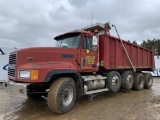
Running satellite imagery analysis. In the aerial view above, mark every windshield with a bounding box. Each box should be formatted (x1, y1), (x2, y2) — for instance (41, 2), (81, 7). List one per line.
(55, 33), (81, 48)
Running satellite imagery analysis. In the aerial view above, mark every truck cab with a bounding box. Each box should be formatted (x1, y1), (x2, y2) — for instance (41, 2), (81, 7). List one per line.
(54, 31), (99, 72)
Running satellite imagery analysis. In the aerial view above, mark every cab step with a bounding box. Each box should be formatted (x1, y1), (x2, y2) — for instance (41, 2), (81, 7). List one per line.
(84, 88), (109, 95)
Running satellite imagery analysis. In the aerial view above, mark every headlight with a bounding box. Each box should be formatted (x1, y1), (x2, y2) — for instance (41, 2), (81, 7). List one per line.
(19, 70), (30, 78)
(19, 70), (38, 80)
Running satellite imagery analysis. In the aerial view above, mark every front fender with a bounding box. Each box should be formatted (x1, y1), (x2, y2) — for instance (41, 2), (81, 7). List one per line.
(44, 69), (78, 82)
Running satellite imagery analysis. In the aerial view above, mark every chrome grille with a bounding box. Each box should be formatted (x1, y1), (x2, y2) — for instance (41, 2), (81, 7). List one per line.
(9, 53), (16, 64)
(8, 53), (17, 77)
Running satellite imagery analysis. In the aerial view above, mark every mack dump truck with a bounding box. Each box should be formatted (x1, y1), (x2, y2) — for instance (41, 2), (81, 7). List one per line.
(3, 23), (155, 114)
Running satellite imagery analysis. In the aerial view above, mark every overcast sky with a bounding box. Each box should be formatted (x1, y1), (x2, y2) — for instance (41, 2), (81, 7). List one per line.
(0, 0), (160, 48)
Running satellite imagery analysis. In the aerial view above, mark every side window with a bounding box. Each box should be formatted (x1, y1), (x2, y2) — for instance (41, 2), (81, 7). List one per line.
(88, 37), (93, 49)
(83, 37), (87, 49)
(83, 37), (93, 49)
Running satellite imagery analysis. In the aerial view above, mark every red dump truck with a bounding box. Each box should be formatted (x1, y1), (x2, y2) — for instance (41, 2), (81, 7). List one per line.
(3, 23), (155, 114)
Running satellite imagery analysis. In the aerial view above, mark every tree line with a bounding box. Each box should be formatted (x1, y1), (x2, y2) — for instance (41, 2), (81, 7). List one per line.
(128, 39), (160, 56)
(141, 39), (160, 56)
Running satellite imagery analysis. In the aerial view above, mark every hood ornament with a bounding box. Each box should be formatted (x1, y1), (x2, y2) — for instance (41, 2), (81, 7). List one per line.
(27, 57), (33, 61)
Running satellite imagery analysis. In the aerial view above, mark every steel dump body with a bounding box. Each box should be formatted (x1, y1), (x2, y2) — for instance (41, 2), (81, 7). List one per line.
(99, 35), (155, 71)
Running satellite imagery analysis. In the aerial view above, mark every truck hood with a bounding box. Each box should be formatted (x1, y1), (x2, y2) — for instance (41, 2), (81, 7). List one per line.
(15, 47), (78, 65)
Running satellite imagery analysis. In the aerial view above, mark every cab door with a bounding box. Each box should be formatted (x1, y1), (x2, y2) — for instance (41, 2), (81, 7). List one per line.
(80, 35), (99, 72)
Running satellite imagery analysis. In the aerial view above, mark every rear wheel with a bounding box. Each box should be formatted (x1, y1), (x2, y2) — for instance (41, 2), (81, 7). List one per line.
(107, 71), (121, 92)
(121, 71), (134, 90)
(48, 77), (76, 114)
(144, 73), (153, 89)
(134, 73), (144, 91)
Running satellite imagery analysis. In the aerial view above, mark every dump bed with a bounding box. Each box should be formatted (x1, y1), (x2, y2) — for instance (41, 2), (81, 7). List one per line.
(99, 35), (155, 71)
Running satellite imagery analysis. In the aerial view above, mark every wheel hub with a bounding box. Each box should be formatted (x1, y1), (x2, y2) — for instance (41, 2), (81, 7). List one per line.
(63, 91), (69, 100)
(112, 76), (119, 88)
(138, 77), (144, 88)
(148, 77), (152, 85)
(62, 86), (73, 106)
(127, 74), (133, 87)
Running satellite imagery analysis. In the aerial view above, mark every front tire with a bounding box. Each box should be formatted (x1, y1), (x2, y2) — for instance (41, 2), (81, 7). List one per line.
(48, 77), (76, 114)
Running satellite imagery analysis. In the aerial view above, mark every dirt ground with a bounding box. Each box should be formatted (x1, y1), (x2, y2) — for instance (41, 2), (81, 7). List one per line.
(0, 77), (160, 120)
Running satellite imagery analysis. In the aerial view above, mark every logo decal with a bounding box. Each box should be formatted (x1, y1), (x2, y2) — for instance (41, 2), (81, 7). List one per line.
(8, 64), (16, 69)
(3, 64), (8, 70)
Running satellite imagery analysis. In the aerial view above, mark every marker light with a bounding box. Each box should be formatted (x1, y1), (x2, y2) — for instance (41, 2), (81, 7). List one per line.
(30, 70), (38, 80)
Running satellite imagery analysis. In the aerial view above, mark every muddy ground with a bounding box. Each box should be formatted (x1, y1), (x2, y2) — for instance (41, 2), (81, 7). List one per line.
(0, 77), (160, 120)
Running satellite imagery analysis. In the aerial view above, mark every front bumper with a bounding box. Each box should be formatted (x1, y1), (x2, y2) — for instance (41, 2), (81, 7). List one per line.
(3, 79), (30, 98)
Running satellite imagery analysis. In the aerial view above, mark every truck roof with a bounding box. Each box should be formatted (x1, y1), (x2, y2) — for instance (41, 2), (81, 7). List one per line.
(54, 30), (92, 40)
(82, 22), (106, 32)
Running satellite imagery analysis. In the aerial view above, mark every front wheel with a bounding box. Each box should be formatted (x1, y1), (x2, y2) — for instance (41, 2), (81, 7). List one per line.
(48, 77), (76, 114)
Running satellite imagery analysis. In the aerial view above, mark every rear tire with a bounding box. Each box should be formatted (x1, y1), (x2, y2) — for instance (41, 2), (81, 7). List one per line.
(48, 77), (76, 114)
(144, 73), (153, 89)
(107, 71), (121, 92)
(121, 71), (134, 90)
(134, 73), (144, 91)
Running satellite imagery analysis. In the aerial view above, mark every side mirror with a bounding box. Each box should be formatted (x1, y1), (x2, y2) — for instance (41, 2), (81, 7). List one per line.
(92, 36), (98, 46)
